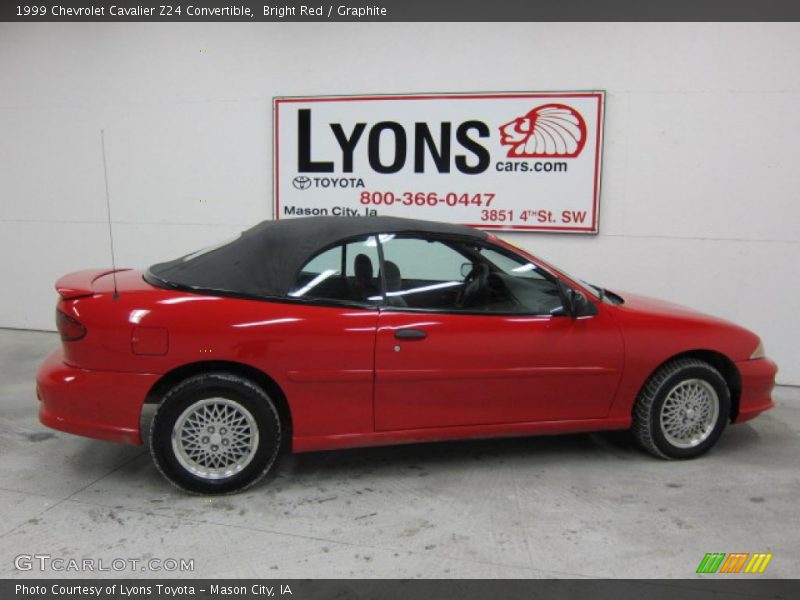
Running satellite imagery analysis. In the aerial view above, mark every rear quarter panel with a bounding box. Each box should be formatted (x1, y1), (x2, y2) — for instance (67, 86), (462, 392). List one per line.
(60, 270), (379, 439)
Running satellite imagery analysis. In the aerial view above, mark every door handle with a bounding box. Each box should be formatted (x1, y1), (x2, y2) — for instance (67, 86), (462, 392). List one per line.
(394, 329), (427, 340)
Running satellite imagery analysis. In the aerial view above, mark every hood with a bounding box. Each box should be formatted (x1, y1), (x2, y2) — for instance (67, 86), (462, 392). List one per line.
(607, 290), (760, 362)
(611, 291), (733, 325)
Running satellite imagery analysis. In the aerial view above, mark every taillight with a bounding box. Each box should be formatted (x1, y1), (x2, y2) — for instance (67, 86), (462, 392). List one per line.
(56, 309), (87, 342)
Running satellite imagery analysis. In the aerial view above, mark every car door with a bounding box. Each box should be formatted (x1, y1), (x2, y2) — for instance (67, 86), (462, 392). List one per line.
(373, 235), (625, 431)
(284, 235), (382, 439)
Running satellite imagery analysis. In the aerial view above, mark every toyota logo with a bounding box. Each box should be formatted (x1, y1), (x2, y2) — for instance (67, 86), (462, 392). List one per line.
(292, 176), (312, 190)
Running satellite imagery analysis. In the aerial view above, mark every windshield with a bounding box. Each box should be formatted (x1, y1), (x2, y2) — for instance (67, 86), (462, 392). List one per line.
(577, 279), (603, 298)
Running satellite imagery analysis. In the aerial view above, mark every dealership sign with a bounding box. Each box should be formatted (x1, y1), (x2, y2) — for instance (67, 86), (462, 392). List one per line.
(274, 92), (604, 232)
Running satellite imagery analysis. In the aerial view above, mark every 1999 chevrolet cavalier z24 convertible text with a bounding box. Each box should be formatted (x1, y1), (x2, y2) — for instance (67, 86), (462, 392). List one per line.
(36, 217), (777, 493)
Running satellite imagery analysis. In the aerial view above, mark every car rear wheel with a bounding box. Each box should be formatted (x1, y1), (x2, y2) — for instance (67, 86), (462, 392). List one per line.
(150, 373), (281, 494)
(632, 358), (730, 459)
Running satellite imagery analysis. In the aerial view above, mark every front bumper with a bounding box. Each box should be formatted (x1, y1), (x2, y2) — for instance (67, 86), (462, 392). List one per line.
(36, 349), (159, 445)
(733, 357), (778, 424)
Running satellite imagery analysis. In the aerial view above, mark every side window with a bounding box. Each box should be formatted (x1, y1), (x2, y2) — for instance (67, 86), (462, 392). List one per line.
(379, 236), (470, 310)
(379, 236), (564, 315)
(289, 236), (381, 305)
(477, 246), (564, 315)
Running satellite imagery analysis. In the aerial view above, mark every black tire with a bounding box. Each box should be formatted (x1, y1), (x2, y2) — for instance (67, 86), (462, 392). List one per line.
(632, 358), (730, 459)
(149, 372), (281, 494)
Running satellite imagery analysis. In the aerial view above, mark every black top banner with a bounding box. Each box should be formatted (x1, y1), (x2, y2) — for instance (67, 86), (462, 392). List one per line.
(2, 0), (800, 22)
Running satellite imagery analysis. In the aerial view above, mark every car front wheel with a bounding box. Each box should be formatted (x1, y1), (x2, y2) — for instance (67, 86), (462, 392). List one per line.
(632, 358), (731, 459)
(150, 373), (281, 494)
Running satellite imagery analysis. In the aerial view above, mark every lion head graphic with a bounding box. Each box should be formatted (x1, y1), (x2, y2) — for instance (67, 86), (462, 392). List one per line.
(499, 103), (587, 158)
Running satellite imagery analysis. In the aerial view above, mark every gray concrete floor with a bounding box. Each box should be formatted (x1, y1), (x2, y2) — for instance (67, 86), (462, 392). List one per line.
(0, 328), (797, 579)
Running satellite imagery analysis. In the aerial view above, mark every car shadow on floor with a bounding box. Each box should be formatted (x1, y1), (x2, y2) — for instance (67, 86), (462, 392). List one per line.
(63, 409), (768, 495)
(274, 430), (654, 482)
(270, 421), (770, 487)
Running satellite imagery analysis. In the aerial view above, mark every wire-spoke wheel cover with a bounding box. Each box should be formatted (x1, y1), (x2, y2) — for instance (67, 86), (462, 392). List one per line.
(659, 378), (719, 449)
(171, 398), (259, 480)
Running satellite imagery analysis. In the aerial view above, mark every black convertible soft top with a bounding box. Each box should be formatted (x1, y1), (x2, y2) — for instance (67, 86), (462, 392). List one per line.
(146, 216), (488, 298)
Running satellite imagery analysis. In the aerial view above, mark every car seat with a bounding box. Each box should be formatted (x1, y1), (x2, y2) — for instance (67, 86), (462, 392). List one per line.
(351, 253), (378, 301)
(382, 260), (407, 307)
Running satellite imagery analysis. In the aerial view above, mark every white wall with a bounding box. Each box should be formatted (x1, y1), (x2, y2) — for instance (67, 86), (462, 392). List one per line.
(1, 23), (798, 383)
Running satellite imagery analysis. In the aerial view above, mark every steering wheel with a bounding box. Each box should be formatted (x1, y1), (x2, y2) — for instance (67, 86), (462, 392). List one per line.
(456, 263), (490, 308)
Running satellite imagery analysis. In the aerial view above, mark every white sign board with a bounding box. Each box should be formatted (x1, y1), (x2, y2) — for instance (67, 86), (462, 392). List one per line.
(274, 92), (604, 232)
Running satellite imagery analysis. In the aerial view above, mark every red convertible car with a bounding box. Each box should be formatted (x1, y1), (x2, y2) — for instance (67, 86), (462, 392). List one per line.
(36, 217), (777, 493)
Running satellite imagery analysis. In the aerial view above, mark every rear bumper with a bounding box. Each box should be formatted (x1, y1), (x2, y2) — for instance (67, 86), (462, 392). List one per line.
(733, 357), (778, 424)
(36, 349), (159, 445)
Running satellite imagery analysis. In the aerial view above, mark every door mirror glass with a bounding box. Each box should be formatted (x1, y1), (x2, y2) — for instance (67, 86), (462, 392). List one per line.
(572, 290), (597, 316)
(460, 262), (473, 278)
(555, 280), (597, 317)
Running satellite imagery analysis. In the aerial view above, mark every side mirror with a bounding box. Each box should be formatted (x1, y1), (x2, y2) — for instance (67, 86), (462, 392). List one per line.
(460, 262), (473, 278)
(554, 280), (597, 318)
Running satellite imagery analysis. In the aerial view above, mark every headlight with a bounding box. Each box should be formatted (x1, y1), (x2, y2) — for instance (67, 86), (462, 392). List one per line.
(750, 340), (765, 359)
